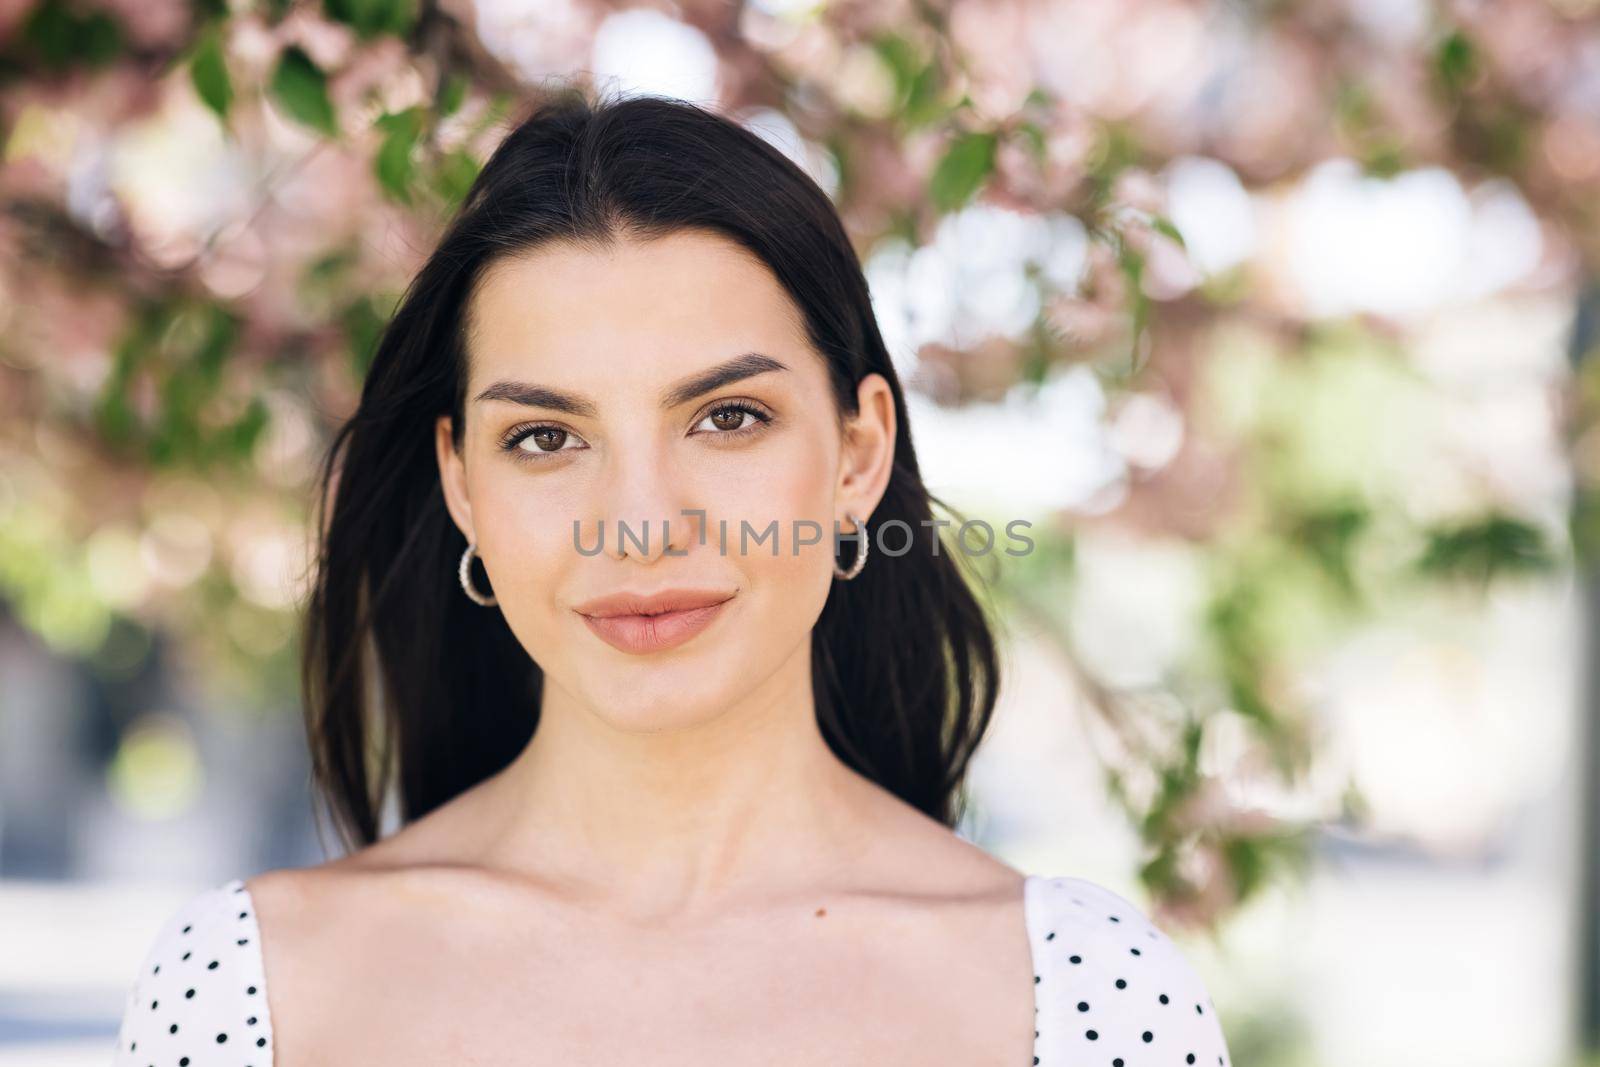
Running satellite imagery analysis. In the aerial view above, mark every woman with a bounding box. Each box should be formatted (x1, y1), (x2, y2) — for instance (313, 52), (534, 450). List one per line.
(112, 89), (1232, 1066)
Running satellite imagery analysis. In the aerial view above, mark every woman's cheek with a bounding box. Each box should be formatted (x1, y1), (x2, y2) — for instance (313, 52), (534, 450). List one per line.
(702, 457), (833, 572)
(472, 468), (583, 602)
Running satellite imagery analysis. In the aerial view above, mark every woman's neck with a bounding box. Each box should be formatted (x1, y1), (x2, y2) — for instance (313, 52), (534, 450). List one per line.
(453, 648), (887, 920)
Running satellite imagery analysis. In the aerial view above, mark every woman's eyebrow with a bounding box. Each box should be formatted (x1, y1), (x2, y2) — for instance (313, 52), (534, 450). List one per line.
(660, 351), (789, 408)
(473, 352), (790, 415)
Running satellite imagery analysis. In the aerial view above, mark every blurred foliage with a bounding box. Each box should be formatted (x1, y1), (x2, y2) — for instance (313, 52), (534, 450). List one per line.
(0, 0), (1596, 950)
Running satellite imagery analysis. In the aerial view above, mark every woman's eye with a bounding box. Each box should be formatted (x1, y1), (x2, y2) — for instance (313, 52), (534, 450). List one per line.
(693, 402), (772, 437)
(527, 428), (567, 452)
(500, 424), (586, 461)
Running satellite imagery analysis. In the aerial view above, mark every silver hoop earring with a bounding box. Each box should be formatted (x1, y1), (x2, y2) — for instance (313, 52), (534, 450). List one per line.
(833, 511), (869, 580)
(459, 541), (497, 606)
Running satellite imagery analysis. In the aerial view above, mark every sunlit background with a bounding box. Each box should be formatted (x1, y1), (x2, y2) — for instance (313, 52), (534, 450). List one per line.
(4, 0), (1600, 1064)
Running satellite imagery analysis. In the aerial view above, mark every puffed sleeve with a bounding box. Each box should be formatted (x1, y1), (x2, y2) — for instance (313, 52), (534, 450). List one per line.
(111, 878), (274, 1066)
(1029, 874), (1231, 1067)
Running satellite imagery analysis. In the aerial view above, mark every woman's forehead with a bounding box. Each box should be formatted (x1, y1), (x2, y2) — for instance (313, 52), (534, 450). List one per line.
(465, 231), (812, 384)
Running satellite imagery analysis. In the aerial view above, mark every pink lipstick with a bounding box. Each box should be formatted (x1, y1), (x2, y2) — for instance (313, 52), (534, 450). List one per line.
(574, 587), (735, 655)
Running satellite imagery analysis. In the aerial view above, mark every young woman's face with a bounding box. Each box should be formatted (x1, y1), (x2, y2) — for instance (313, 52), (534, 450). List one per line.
(436, 228), (894, 730)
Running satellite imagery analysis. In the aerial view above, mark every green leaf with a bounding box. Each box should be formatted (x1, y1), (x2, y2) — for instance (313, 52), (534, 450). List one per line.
(190, 26), (233, 122)
(96, 302), (167, 446)
(871, 34), (920, 94)
(871, 33), (949, 129)
(929, 131), (996, 213)
(1150, 214), (1186, 251)
(323, 0), (416, 38)
(431, 148), (480, 209)
(1360, 140), (1405, 178)
(229, 396), (271, 459)
(79, 10), (122, 65)
(23, 1), (76, 68)
(374, 107), (424, 202)
(1434, 29), (1477, 96)
(900, 60), (947, 128)
(23, 0), (123, 69)
(342, 295), (388, 379)
(437, 72), (467, 118)
(270, 46), (337, 136)
(1286, 502), (1370, 600)
(1413, 513), (1559, 587)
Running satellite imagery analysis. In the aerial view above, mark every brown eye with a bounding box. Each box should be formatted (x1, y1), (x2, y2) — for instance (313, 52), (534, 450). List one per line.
(708, 408), (746, 431)
(499, 423), (586, 462)
(528, 427), (568, 452)
(692, 401), (772, 438)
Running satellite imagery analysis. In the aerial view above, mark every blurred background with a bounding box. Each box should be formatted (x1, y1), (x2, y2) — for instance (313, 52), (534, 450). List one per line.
(2, 0), (1599, 1063)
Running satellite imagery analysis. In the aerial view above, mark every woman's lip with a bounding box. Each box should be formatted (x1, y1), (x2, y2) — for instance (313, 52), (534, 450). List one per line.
(578, 598), (731, 654)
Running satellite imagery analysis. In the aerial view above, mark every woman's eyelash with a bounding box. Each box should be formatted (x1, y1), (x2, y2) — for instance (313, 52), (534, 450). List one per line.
(497, 400), (774, 462)
(498, 423), (582, 458)
(692, 399), (773, 439)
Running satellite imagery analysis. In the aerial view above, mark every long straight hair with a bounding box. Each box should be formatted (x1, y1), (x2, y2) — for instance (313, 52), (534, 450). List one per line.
(301, 87), (1004, 853)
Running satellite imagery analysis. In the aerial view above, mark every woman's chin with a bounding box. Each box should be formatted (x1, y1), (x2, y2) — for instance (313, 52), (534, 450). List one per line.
(585, 684), (735, 733)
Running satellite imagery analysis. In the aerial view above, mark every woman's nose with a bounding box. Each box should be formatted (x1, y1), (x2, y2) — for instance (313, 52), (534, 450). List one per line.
(595, 448), (700, 563)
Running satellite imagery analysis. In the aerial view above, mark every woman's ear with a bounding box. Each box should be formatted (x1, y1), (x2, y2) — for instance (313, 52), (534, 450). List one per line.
(836, 372), (895, 520)
(435, 414), (476, 544)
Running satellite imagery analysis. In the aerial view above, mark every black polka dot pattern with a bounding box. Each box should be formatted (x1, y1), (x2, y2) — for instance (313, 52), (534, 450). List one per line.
(1026, 874), (1230, 1066)
(111, 879), (272, 1067)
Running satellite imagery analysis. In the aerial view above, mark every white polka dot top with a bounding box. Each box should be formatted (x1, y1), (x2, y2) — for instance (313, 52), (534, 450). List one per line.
(112, 879), (271, 1067)
(111, 873), (1230, 1066)
(1024, 873), (1231, 1067)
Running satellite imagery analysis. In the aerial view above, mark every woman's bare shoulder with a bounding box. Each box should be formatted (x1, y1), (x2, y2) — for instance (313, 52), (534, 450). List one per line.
(855, 783), (1029, 903)
(238, 847), (486, 1059)
(242, 843), (465, 935)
